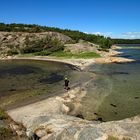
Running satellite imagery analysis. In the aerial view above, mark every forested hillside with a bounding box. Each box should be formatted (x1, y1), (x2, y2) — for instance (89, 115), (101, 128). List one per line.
(112, 38), (140, 44)
(0, 23), (112, 49)
(1, 23), (140, 57)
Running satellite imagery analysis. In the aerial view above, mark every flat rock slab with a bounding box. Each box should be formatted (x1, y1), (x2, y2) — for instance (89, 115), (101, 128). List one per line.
(7, 87), (140, 140)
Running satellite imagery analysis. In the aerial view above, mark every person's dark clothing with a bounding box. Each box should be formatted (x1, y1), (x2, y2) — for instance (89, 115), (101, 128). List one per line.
(65, 80), (69, 87)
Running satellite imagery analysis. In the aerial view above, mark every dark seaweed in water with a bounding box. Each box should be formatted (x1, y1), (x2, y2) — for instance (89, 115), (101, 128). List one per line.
(90, 70), (129, 75)
(0, 65), (42, 77)
(110, 104), (117, 107)
(108, 72), (129, 75)
(94, 113), (99, 116)
(39, 73), (64, 84)
(8, 89), (17, 92)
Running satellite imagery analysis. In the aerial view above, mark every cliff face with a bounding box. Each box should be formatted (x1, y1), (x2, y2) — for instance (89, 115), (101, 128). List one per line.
(0, 31), (73, 56)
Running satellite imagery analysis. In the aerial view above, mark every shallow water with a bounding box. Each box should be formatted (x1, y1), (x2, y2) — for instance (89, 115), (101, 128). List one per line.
(81, 45), (140, 121)
(0, 59), (91, 109)
(1, 46), (140, 121)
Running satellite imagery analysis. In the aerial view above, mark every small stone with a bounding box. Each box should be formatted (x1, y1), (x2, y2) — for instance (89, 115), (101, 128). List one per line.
(110, 104), (117, 107)
(62, 104), (70, 114)
(69, 94), (75, 99)
(10, 124), (19, 131)
(16, 130), (25, 136)
(35, 128), (47, 138)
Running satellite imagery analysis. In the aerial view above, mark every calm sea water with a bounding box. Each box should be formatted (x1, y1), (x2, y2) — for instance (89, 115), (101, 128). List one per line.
(81, 45), (140, 121)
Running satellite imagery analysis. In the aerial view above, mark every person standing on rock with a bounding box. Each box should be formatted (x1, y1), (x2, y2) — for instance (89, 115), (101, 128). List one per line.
(64, 77), (70, 90)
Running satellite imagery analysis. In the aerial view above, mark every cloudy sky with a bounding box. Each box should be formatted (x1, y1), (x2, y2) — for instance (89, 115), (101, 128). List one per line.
(0, 0), (140, 39)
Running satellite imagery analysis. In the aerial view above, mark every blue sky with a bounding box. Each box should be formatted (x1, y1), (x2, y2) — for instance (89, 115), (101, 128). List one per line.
(0, 0), (140, 39)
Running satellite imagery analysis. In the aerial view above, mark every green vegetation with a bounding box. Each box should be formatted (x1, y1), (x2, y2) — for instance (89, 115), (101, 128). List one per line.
(18, 51), (100, 58)
(49, 51), (101, 58)
(0, 108), (7, 120)
(1, 23), (140, 50)
(107, 136), (119, 140)
(0, 23), (113, 49)
(112, 38), (140, 44)
(4, 36), (65, 56)
(107, 136), (132, 140)
(20, 36), (64, 54)
(2, 23), (139, 57)
(0, 108), (14, 139)
(0, 127), (13, 139)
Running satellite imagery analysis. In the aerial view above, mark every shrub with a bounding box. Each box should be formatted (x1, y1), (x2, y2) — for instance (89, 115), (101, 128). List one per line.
(0, 127), (13, 138)
(50, 51), (100, 58)
(6, 48), (18, 56)
(35, 50), (52, 56)
(20, 37), (46, 53)
(0, 108), (7, 120)
(20, 36), (64, 55)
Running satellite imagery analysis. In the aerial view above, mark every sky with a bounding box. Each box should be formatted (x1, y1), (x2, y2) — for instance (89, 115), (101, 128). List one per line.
(0, 0), (140, 39)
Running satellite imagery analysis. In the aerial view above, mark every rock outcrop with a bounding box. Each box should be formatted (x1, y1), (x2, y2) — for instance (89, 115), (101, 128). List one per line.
(64, 40), (99, 54)
(96, 49), (135, 64)
(0, 31), (72, 45)
(0, 31), (73, 56)
(7, 84), (140, 140)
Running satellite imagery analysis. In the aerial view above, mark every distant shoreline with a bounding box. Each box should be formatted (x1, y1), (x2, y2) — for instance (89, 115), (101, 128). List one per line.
(0, 46), (135, 70)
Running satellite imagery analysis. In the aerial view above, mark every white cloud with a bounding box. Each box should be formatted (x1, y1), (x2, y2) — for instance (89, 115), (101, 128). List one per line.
(122, 32), (140, 39)
(84, 32), (88, 34)
(93, 32), (112, 37)
(84, 31), (140, 39)
(94, 32), (103, 35)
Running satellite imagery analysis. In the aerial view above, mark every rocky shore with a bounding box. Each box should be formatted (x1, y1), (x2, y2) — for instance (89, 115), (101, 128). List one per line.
(2, 46), (139, 140)
(0, 46), (135, 71)
(7, 84), (140, 140)
(95, 47), (135, 64)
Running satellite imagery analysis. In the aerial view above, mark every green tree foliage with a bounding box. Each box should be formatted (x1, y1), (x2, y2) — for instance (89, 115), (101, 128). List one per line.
(112, 38), (140, 44)
(1, 23), (140, 47)
(20, 36), (64, 54)
(0, 23), (113, 49)
(0, 109), (6, 120)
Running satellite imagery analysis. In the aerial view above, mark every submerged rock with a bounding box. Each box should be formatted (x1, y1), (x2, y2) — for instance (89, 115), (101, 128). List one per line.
(39, 73), (63, 84)
(110, 104), (117, 108)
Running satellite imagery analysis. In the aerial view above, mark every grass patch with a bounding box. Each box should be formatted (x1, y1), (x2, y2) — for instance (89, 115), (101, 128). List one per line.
(0, 108), (7, 120)
(17, 51), (101, 59)
(0, 89), (42, 108)
(0, 127), (13, 138)
(50, 51), (101, 58)
(98, 48), (109, 52)
(34, 50), (51, 56)
(107, 136), (119, 140)
(107, 135), (131, 140)
(122, 138), (132, 140)
(17, 53), (36, 57)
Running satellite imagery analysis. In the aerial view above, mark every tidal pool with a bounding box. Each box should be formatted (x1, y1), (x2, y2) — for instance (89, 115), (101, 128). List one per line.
(0, 59), (91, 109)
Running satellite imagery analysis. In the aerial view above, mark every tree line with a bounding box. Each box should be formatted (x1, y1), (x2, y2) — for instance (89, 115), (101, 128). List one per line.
(1, 23), (140, 48)
(112, 38), (140, 44)
(0, 23), (112, 49)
